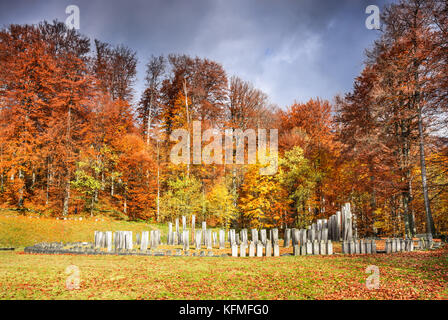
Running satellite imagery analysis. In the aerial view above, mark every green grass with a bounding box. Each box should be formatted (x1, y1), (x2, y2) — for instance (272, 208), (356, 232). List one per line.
(0, 249), (447, 300)
(0, 213), (222, 249)
(0, 214), (167, 249)
(0, 213), (447, 300)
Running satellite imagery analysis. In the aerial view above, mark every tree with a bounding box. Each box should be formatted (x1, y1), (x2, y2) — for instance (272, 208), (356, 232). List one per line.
(277, 146), (319, 227)
(160, 174), (203, 222)
(138, 55), (166, 145)
(207, 180), (238, 229)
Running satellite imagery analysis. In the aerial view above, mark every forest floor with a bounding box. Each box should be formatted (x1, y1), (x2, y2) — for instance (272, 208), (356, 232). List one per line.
(0, 212), (447, 300)
(0, 247), (447, 300)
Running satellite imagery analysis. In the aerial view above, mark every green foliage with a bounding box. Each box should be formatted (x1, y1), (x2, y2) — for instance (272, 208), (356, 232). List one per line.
(278, 146), (320, 225)
(160, 174), (203, 221)
(207, 181), (238, 228)
(71, 160), (104, 213)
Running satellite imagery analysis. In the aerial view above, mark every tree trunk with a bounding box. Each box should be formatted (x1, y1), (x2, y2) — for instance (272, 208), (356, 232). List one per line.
(63, 105), (72, 216)
(62, 180), (70, 216)
(18, 169), (24, 208)
(91, 194), (94, 217)
(111, 176), (114, 196)
(0, 143), (3, 192)
(156, 139), (160, 222)
(417, 107), (436, 236)
(183, 79), (190, 177)
(146, 91), (153, 146)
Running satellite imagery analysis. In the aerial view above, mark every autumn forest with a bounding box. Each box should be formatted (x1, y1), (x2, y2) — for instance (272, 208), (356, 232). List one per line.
(1, 0), (447, 239)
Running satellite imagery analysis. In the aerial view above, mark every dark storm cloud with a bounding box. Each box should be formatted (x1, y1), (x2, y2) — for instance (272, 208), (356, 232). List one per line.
(0, 0), (394, 107)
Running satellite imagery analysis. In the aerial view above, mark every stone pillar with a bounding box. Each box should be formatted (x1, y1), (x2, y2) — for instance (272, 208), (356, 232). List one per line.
(322, 228), (328, 242)
(202, 221), (207, 245)
(140, 231), (149, 251)
(336, 211), (341, 241)
(386, 239), (391, 253)
(260, 229), (267, 245)
(293, 245), (300, 256)
(284, 229), (291, 248)
(320, 240), (327, 255)
(316, 220), (322, 241)
(241, 229), (248, 245)
(183, 230), (189, 250)
(120, 231), (126, 250)
(112, 231), (117, 250)
(306, 241), (313, 255)
(240, 243), (247, 257)
(251, 229), (258, 245)
(168, 222), (173, 245)
(149, 230), (155, 249)
(195, 230), (202, 250)
(249, 242), (255, 257)
(291, 228), (297, 246)
(115, 231), (121, 250)
(392, 239), (397, 253)
(360, 239), (365, 254)
(175, 219), (180, 245)
(300, 243), (307, 255)
(219, 229), (225, 249)
(96, 231), (102, 248)
(300, 229), (307, 245)
(191, 215), (195, 244)
(182, 216), (186, 231)
(212, 232), (217, 248)
(229, 229), (236, 246)
(327, 240), (333, 255)
(94, 231), (99, 249)
(256, 242), (263, 257)
(231, 244), (238, 257)
(365, 240), (372, 254)
(265, 241), (272, 257)
(348, 240), (355, 254)
(273, 243), (280, 257)
(355, 240), (361, 254)
(345, 203), (353, 241)
(371, 239), (376, 254)
(96, 231), (101, 248)
(105, 231), (112, 252)
(341, 240), (347, 254)
(396, 239), (401, 252)
(103, 232), (108, 248)
(206, 230), (212, 250)
(125, 231), (133, 250)
(271, 228), (279, 246)
(310, 228), (316, 242)
(312, 240), (319, 255)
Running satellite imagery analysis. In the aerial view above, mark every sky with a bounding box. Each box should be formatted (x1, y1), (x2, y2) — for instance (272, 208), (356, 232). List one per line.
(0, 0), (395, 108)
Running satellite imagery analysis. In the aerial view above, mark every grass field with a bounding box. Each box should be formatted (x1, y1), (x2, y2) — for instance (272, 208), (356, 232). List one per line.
(0, 213), (447, 300)
(0, 213), (170, 249)
(0, 249), (447, 300)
